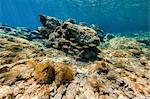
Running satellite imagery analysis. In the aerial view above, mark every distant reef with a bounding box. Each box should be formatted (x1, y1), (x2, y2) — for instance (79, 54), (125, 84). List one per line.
(0, 15), (150, 99)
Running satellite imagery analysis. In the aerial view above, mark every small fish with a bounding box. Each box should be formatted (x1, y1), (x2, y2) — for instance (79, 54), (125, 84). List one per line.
(76, 46), (82, 49)
(70, 38), (75, 41)
(63, 45), (69, 49)
(89, 44), (96, 47)
(73, 49), (79, 52)
(83, 45), (89, 48)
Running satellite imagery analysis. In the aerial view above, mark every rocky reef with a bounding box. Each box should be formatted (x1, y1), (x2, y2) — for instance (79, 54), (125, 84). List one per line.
(38, 15), (102, 61)
(0, 15), (150, 99)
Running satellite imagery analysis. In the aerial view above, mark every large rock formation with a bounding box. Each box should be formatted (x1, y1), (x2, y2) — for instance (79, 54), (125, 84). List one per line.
(39, 15), (101, 61)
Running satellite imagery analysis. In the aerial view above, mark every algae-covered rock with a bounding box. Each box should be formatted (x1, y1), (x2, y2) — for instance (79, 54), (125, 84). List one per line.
(48, 21), (101, 60)
(38, 14), (102, 61)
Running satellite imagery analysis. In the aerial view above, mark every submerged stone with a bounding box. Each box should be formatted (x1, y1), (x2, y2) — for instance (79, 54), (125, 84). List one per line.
(50, 22), (101, 60)
(39, 15), (102, 61)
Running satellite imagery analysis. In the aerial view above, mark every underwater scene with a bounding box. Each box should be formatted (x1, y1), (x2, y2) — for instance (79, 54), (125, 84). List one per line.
(0, 0), (150, 99)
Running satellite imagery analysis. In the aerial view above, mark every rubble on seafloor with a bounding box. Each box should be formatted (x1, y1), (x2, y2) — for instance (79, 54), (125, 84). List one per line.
(0, 15), (150, 99)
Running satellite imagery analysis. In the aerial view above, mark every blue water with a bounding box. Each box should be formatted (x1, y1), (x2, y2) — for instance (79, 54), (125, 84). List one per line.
(0, 0), (149, 33)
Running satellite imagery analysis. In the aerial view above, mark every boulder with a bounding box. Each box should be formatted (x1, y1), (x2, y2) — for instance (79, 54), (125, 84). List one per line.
(48, 21), (101, 61)
(38, 15), (102, 61)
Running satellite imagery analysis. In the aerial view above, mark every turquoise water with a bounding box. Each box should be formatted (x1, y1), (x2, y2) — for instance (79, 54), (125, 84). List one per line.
(0, 0), (149, 33)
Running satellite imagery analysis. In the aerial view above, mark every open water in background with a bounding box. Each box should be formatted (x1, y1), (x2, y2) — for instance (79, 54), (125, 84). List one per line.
(0, 0), (149, 34)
